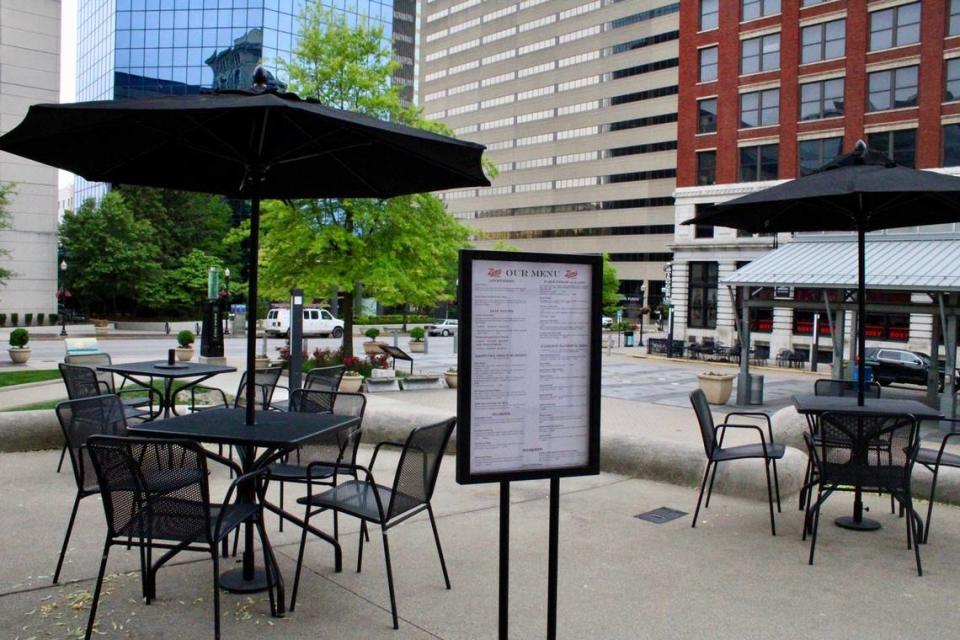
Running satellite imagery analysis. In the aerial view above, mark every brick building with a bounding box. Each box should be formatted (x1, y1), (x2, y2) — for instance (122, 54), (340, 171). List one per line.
(670, 0), (960, 363)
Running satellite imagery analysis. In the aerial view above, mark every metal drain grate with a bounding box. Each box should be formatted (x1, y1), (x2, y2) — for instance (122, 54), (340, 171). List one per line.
(635, 507), (687, 524)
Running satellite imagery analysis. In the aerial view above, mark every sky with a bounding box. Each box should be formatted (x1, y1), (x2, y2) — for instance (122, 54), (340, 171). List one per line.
(58, 0), (76, 190)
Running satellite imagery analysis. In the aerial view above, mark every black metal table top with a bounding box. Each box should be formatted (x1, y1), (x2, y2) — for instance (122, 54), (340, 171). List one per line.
(98, 360), (236, 378)
(129, 408), (358, 447)
(792, 395), (943, 419)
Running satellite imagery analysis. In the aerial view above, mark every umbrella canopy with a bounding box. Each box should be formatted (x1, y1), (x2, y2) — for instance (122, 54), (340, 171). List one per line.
(683, 141), (960, 404)
(0, 73), (490, 423)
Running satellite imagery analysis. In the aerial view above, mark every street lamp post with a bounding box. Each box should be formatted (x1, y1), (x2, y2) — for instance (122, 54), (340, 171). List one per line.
(59, 260), (68, 336)
(223, 267), (231, 335)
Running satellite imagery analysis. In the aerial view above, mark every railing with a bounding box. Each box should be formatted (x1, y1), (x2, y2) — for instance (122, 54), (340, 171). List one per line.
(646, 338), (684, 356)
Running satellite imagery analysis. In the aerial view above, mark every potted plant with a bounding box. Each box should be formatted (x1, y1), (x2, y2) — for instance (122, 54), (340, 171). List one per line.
(363, 327), (385, 355)
(93, 318), (110, 335)
(339, 356), (365, 392)
(8, 328), (30, 364)
(697, 371), (736, 404)
(175, 330), (195, 361)
(409, 326), (426, 353)
(445, 367), (458, 388)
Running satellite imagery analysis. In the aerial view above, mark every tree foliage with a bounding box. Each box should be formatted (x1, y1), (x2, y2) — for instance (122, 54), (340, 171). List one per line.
(0, 183), (15, 290)
(602, 254), (621, 315)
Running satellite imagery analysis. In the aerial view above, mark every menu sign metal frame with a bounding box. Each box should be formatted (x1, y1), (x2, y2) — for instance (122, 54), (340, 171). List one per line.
(456, 249), (601, 484)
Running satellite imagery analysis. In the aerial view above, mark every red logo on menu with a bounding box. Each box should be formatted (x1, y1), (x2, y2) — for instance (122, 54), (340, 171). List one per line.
(488, 268), (502, 278)
(565, 270), (578, 279)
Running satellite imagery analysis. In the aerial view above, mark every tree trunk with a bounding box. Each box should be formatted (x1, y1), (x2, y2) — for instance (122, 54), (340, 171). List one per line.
(341, 293), (354, 358)
(402, 305), (408, 332)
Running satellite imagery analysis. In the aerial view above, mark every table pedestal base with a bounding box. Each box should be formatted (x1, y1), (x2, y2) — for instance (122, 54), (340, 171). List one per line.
(835, 516), (881, 531)
(219, 567), (271, 593)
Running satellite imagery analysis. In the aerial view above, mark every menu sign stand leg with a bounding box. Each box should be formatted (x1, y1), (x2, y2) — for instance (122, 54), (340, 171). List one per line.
(499, 481), (509, 640)
(547, 477), (559, 640)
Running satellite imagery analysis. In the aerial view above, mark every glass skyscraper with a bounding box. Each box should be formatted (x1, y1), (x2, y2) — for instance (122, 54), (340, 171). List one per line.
(75, 0), (416, 201)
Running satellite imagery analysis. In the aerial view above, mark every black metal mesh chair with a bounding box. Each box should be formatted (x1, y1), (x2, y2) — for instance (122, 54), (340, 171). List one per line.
(915, 417), (960, 544)
(270, 366), (345, 411)
(177, 367), (283, 412)
(690, 389), (784, 535)
(803, 411), (922, 574)
(265, 389), (366, 534)
(291, 417), (456, 628)
(52, 395), (128, 584)
(82, 435), (279, 640)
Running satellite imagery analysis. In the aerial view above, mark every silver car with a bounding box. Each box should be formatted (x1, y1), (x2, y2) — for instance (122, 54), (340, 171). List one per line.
(425, 318), (458, 336)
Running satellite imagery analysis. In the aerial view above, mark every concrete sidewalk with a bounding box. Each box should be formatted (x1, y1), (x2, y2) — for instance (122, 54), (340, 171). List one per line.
(2, 448), (960, 639)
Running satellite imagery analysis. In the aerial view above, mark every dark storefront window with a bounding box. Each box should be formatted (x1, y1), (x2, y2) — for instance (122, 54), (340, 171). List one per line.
(697, 150), (717, 185)
(688, 262), (718, 329)
(740, 144), (779, 181)
(867, 129), (916, 167)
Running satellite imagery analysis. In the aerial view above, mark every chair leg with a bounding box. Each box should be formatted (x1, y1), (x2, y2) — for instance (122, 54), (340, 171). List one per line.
(290, 508), (313, 613)
(808, 492), (823, 565)
(84, 541), (111, 640)
(798, 456), (812, 511)
(278, 481), (284, 532)
(254, 518), (279, 617)
(381, 530), (399, 629)
(333, 511), (339, 542)
(53, 493), (82, 584)
(691, 461), (712, 529)
(357, 521), (366, 573)
(905, 494), (923, 577)
(211, 551), (221, 640)
(763, 458), (777, 536)
(704, 458), (720, 509)
(427, 505), (451, 589)
(771, 459), (782, 513)
(923, 464), (942, 544)
(57, 442), (68, 473)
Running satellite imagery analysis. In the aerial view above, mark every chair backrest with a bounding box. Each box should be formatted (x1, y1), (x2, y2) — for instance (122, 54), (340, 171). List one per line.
(56, 395), (128, 492)
(59, 362), (108, 399)
(234, 367), (283, 409)
(814, 379), (881, 398)
(386, 417), (456, 521)
(293, 389), (367, 469)
(86, 435), (212, 542)
(65, 352), (115, 393)
(814, 412), (919, 490)
(64, 337), (100, 357)
(689, 389), (717, 458)
(303, 366), (345, 392)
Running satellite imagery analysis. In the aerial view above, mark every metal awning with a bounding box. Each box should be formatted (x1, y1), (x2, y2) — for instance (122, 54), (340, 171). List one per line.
(723, 237), (960, 291)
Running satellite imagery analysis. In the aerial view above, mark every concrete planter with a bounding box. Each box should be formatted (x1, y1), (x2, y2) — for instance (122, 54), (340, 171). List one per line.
(363, 342), (386, 355)
(175, 346), (194, 362)
(8, 347), (30, 364)
(697, 373), (736, 404)
(409, 341), (425, 353)
(340, 374), (363, 392)
(445, 371), (458, 388)
(254, 356), (272, 368)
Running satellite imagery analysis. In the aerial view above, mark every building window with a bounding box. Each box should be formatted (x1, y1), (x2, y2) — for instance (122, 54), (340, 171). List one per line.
(869, 2), (921, 51)
(697, 151), (717, 185)
(740, 88), (779, 128)
(800, 78), (844, 120)
(698, 98), (718, 133)
(742, 0), (780, 21)
(695, 225), (715, 239)
(741, 33), (780, 74)
(688, 262), (718, 329)
(947, 59), (960, 102)
(799, 137), (843, 176)
(801, 0), (830, 6)
(864, 314), (910, 342)
(867, 129), (916, 168)
(951, 0), (960, 36)
(801, 18), (846, 63)
(699, 46), (718, 82)
(943, 124), (960, 167)
(867, 65), (918, 112)
(700, 0), (718, 30)
(740, 144), (779, 181)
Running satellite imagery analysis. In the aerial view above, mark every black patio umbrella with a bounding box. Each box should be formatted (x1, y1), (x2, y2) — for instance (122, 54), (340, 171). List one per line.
(683, 140), (960, 404)
(0, 69), (489, 424)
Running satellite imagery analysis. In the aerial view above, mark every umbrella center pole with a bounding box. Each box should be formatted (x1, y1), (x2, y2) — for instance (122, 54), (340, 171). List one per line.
(245, 195), (262, 425)
(857, 226), (866, 406)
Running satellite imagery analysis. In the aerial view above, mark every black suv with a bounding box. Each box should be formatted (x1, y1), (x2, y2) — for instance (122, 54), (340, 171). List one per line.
(864, 347), (957, 391)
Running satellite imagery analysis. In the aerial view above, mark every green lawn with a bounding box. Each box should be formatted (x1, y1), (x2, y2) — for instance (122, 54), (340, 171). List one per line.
(1, 398), (63, 412)
(0, 369), (61, 387)
(1, 379), (228, 412)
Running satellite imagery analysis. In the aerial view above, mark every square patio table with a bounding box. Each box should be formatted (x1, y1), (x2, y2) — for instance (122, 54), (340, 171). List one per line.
(129, 408), (360, 615)
(98, 360), (236, 419)
(792, 394), (942, 530)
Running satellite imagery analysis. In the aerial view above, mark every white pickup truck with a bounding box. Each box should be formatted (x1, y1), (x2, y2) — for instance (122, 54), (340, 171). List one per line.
(264, 308), (344, 338)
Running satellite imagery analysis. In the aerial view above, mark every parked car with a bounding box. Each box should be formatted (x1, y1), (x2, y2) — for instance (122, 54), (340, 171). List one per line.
(264, 307), (344, 338)
(601, 316), (613, 329)
(864, 347), (958, 391)
(425, 318), (458, 336)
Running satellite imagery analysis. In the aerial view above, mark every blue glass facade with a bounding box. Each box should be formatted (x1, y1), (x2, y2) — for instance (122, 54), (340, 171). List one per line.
(76, 0), (416, 201)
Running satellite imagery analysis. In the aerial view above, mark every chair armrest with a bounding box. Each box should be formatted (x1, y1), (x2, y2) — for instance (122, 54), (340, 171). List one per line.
(369, 441), (406, 470)
(933, 431), (960, 465)
(305, 461), (386, 519)
(716, 422), (770, 456)
(203, 447), (244, 478)
(217, 467), (270, 534)
(723, 411), (774, 441)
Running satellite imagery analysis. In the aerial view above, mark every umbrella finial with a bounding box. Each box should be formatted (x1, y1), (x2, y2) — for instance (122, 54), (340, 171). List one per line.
(854, 139), (867, 155)
(252, 65), (271, 90)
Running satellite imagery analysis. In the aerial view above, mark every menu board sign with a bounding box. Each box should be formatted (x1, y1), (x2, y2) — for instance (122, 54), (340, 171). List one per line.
(456, 250), (601, 484)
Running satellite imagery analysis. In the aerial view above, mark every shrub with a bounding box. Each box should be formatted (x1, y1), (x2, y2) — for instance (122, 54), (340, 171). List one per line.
(410, 327), (425, 342)
(365, 327), (380, 341)
(9, 328), (29, 348)
(24, 313), (33, 326)
(49, 313), (58, 325)
(37, 313), (45, 325)
(10, 313), (18, 326)
(0, 313), (6, 326)
(177, 330), (195, 347)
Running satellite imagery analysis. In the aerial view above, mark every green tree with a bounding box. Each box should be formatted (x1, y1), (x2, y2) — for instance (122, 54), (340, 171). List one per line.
(0, 183), (15, 289)
(59, 192), (161, 315)
(264, 6), (475, 356)
(139, 249), (225, 316)
(602, 254), (621, 316)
